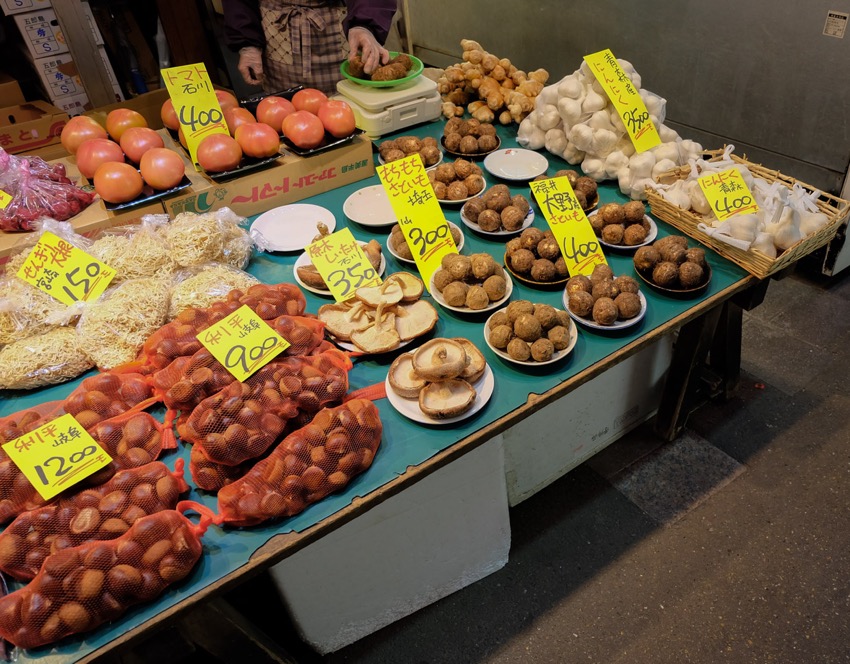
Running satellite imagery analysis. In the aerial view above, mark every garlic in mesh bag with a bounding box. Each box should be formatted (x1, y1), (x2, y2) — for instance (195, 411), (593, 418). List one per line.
(168, 262), (259, 319)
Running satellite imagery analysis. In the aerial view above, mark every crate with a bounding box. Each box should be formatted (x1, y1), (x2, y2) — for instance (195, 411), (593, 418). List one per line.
(646, 149), (850, 279)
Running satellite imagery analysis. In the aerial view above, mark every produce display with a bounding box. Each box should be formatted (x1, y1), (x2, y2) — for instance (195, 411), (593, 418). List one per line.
(504, 227), (568, 284)
(378, 135), (442, 167)
(533, 169), (599, 211)
(348, 52), (415, 82)
(462, 184), (532, 233)
(566, 265), (644, 326)
(590, 201), (652, 247)
(431, 252), (510, 311)
(442, 117), (499, 155)
(428, 158), (486, 201)
(485, 300), (573, 362)
(633, 235), (710, 291)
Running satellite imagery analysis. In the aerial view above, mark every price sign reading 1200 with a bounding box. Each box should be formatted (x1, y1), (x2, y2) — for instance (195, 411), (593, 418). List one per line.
(698, 168), (760, 221)
(198, 304), (290, 382)
(161, 63), (230, 167)
(530, 176), (608, 277)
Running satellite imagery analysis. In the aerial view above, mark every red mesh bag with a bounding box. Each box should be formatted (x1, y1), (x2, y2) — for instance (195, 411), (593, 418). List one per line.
(189, 443), (254, 492)
(218, 399), (382, 527)
(61, 372), (154, 431)
(0, 401), (65, 446)
(181, 348), (352, 468)
(0, 460), (189, 581)
(0, 501), (214, 650)
(126, 283), (306, 375)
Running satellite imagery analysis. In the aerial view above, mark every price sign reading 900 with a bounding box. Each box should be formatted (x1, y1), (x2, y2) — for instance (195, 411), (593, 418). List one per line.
(376, 154), (457, 288)
(17, 231), (116, 306)
(698, 168), (760, 221)
(307, 227), (382, 302)
(161, 63), (230, 166)
(198, 304), (290, 382)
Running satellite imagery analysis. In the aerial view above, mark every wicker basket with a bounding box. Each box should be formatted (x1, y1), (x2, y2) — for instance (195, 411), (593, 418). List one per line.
(645, 149), (850, 279)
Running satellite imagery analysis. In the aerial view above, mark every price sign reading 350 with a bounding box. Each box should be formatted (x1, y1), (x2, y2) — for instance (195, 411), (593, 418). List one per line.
(17, 231), (116, 306)
(307, 227), (382, 302)
(198, 304), (290, 382)
(698, 168), (760, 221)
(2, 413), (113, 501)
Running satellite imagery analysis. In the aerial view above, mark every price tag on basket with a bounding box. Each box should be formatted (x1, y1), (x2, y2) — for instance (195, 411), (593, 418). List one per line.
(17, 231), (116, 305)
(198, 304), (290, 382)
(161, 63), (230, 167)
(2, 413), (113, 501)
(530, 176), (607, 277)
(698, 168), (760, 221)
(307, 227), (382, 302)
(377, 153), (457, 289)
(584, 48), (661, 154)
(0, 189), (12, 209)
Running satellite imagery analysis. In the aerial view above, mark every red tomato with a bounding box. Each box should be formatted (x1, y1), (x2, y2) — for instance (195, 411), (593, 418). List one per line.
(234, 123), (281, 158)
(177, 125), (188, 149)
(224, 107), (257, 136)
(317, 100), (356, 138)
(197, 134), (242, 172)
(282, 111), (325, 150)
(215, 90), (239, 112)
(256, 96), (296, 129)
(160, 99), (180, 131)
(60, 116), (107, 155)
(292, 88), (328, 115)
(76, 138), (125, 179)
(140, 148), (185, 190)
(119, 126), (164, 163)
(93, 162), (144, 203)
(105, 108), (147, 142)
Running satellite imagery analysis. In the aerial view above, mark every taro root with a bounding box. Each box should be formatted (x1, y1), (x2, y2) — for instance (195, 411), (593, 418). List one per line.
(623, 224), (648, 245)
(679, 262), (705, 288)
(590, 263), (614, 286)
(634, 246), (660, 272)
(465, 285), (490, 310)
(509, 248), (535, 274)
(623, 200), (646, 223)
(483, 275), (507, 301)
(530, 259), (556, 282)
(548, 325), (571, 350)
(652, 261), (680, 287)
(514, 313), (542, 342)
(506, 300), (535, 324)
(602, 224), (624, 245)
(568, 291), (594, 318)
(615, 292), (642, 319)
(507, 338), (531, 361)
(490, 325), (514, 349)
(530, 338), (555, 362)
(566, 274), (592, 295)
(592, 297), (619, 326)
(685, 247), (707, 268)
(463, 197), (486, 222)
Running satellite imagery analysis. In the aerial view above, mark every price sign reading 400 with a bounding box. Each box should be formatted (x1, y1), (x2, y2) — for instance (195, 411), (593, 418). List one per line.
(584, 48), (661, 154)
(376, 153), (457, 289)
(2, 413), (112, 501)
(161, 63), (230, 166)
(17, 231), (116, 306)
(530, 176), (607, 277)
(698, 168), (760, 221)
(198, 304), (290, 382)
(307, 227), (382, 302)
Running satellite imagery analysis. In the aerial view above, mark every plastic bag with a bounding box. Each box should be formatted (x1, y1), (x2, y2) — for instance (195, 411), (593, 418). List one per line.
(156, 208), (254, 269)
(0, 501), (213, 649)
(0, 327), (94, 391)
(88, 218), (177, 284)
(217, 399), (382, 526)
(168, 262), (259, 319)
(0, 460), (189, 581)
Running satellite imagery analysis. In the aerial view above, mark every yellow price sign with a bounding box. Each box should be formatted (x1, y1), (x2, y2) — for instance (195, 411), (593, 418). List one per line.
(161, 63), (230, 167)
(377, 153), (458, 289)
(698, 168), (760, 221)
(530, 177), (607, 277)
(198, 304), (290, 382)
(2, 413), (113, 501)
(584, 49), (661, 154)
(306, 228), (381, 302)
(17, 231), (116, 306)
(0, 189), (12, 209)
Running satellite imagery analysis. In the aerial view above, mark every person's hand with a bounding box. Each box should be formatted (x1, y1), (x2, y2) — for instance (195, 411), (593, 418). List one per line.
(238, 46), (264, 86)
(348, 27), (389, 74)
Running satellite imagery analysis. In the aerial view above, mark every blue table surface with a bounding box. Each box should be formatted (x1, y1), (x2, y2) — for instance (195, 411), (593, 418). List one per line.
(0, 119), (749, 662)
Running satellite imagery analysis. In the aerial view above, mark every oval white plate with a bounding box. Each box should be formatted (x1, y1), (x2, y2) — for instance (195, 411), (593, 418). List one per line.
(484, 311), (578, 366)
(594, 215), (658, 250)
(460, 205), (535, 237)
(385, 364), (494, 426)
(483, 148), (549, 181)
(430, 271), (513, 314)
(378, 151), (443, 171)
(333, 337), (411, 353)
(387, 221), (464, 265)
(293, 244), (386, 296)
(250, 204), (336, 252)
(562, 289), (648, 331)
(437, 189), (483, 206)
(343, 185), (397, 228)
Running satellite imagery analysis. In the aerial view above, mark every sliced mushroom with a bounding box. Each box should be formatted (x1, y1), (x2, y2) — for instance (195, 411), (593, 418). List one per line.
(350, 313), (400, 353)
(318, 302), (371, 341)
(388, 353), (427, 399)
(356, 279), (404, 308)
(453, 337), (486, 383)
(390, 272), (425, 302)
(412, 338), (466, 381)
(419, 379), (476, 419)
(395, 300), (438, 341)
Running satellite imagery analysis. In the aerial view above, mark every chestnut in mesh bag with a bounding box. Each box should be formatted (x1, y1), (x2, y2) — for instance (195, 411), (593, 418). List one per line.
(0, 501), (215, 650)
(189, 443), (255, 492)
(0, 401), (66, 447)
(181, 348), (353, 468)
(61, 372), (155, 430)
(218, 399), (382, 527)
(127, 283), (306, 375)
(0, 460), (189, 581)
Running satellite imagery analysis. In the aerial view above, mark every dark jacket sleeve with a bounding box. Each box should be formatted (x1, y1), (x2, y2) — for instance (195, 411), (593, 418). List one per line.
(342, 0), (398, 45)
(222, 0), (266, 51)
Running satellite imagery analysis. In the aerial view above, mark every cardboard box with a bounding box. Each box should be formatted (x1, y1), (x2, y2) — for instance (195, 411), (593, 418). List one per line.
(20, 140), (68, 161)
(161, 133), (376, 218)
(14, 9), (67, 60)
(53, 92), (89, 117)
(0, 0), (51, 18)
(27, 47), (123, 105)
(0, 100), (67, 154)
(0, 72), (25, 107)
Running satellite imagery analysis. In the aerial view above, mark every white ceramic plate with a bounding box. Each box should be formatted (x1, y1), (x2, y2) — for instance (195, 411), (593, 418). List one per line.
(385, 364), (494, 425)
(293, 244), (386, 296)
(333, 337), (411, 353)
(595, 215), (658, 250)
(484, 312), (578, 366)
(343, 185), (397, 228)
(378, 151), (443, 171)
(563, 289), (648, 331)
(483, 148), (549, 181)
(437, 190), (483, 206)
(460, 205), (535, 237)
(250, 204), (336, 252)
(430, 271), (513, 314)
(387, 221), (464, 265)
